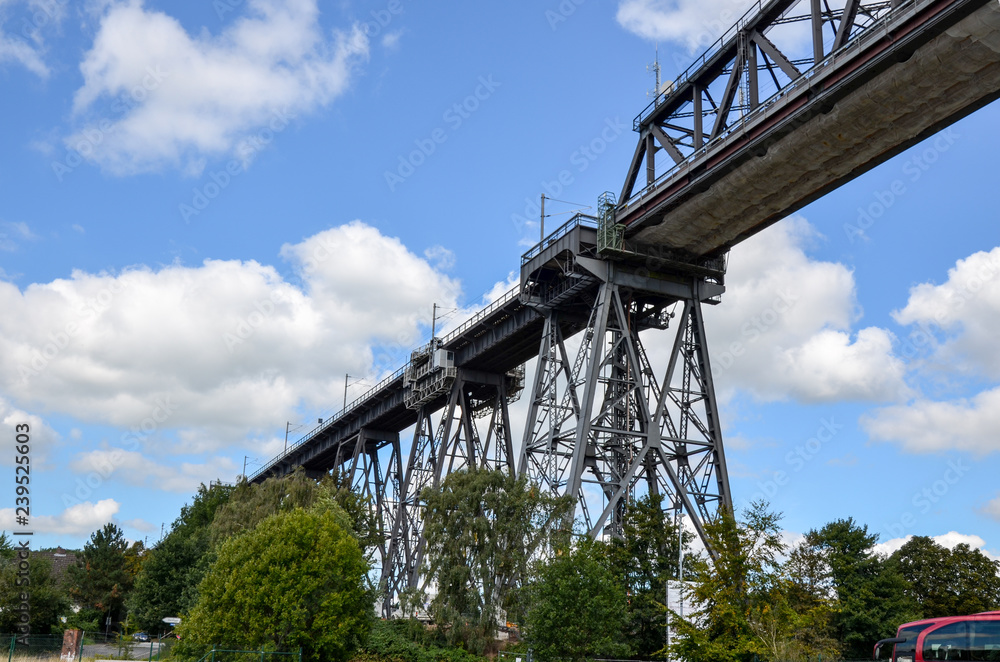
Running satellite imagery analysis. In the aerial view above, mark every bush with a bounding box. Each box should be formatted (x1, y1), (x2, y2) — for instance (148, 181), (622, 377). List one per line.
(358, 619), (488, 662)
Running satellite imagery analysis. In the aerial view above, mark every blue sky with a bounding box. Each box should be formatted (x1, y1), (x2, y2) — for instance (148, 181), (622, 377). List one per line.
(0, 0), (998, 560)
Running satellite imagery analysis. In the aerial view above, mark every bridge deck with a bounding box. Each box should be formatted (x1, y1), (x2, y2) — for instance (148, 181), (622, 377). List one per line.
(251, 0), (1000, 484)
(619, 0), (1000, 258)
(248, 227), (601, 483)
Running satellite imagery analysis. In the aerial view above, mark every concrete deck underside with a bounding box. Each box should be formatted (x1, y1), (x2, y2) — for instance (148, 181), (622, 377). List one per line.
(630, 0), (1000, 255)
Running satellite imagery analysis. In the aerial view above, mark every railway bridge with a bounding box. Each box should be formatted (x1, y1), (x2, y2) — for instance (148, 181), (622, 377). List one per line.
(249, 0), (1000, 616)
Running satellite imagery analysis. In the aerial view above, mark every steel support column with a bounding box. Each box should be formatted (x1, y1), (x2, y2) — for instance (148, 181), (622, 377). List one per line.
(379, 368), (520, 617)
(518, 270), (732, 556)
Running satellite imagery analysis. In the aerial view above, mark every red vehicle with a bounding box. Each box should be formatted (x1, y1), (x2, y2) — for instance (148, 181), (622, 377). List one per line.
(874, 612), (1000, 662)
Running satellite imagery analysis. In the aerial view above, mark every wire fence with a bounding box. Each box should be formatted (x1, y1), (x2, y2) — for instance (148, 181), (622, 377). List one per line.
(0, 633), (175, 662)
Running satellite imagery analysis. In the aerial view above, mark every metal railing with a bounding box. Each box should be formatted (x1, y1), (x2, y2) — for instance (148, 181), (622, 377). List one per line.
(247, 365), (407, 482)
(633, 0), (775, 128)
(521, 213), (599, 265)
(620, 0), (923, 213)
(249, 285), (528, 483)
(438, 286), (520, 346)
(633, 0), (905, 130)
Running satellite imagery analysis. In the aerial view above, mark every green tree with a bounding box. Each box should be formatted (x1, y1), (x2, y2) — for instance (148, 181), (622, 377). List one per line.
(670, 502), (787, 662)
(805, 518), (919, 659)
(890, 536), (1000, 617)
(67, 523), (138, 629)
(0, 534), (71, 635)
(0, 559), (71, 635)
(176, 505), (372, 662)
(420, 468), (573, 651)
(210, 471), (373, 548)
(522, 538), (630, 662)
(783, 539), (840, 660)
(606, 493), (692, 658)
(128, 482), (234, 632)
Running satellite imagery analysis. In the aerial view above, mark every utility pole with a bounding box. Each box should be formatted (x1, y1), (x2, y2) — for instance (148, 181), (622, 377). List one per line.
(430, 303), (438, 349)
(540, 194), (546, 242)
(344, 374), (351, 411)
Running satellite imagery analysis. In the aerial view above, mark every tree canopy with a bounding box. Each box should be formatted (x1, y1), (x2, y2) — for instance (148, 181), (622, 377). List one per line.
(177, 505), (372, 662)
(890, 535), (1000, 617)
(128, 481), (234, 632)
(420, 468), (573, 651)
(670, 501), (788, 662)
(523, 538), (630, 662)
(607, 493), (693, 658)
(68, 522), (140, 627)
(805, 518), (920, 659)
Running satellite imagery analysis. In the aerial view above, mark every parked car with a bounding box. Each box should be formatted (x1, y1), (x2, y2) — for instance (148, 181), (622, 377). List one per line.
(133, 632), (150, 642)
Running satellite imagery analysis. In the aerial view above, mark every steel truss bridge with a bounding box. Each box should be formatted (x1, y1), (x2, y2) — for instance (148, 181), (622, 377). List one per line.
(249, 0), (1000, 617)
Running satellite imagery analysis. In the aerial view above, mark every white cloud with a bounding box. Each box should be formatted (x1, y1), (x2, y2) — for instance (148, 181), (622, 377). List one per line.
(892, 246), (1000, 378)
(70, 448), (236, 493)
(381, 29), (402, 51)
(121, 517), (157, 533)
(68, 0), (369, 175)
(0, 0), (64, 77)
(0, 220), (38, 251)
(703, 217), (910, 403)
(874, 531), (1000, 561)
(0, 396), (59, 466)
(859, 248), (1000, 455)
(861, 386), (1000, 455)
(982, 494), (1000, 522)
(423, 245), (455, 271)
(0, 221), (460, 451)
(0, 498), (120, 536)
(0, 30), (48, 76)
(616, 0), (753, 52)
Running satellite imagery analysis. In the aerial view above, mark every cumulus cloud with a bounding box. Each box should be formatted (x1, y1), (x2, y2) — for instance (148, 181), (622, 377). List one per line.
(68, 0), (369, 174)
(0, 221), (460, 451)
(702, 217), (910, 403)
(0, 396), (59, 466)
(892, 246), (1000, 378)
(70, 448), (236, 493)
(0, 498), (120, 536)
(862, 387), (1000, 455)
(616, 0), (753, 52)
(874, 531), (1000, 561)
